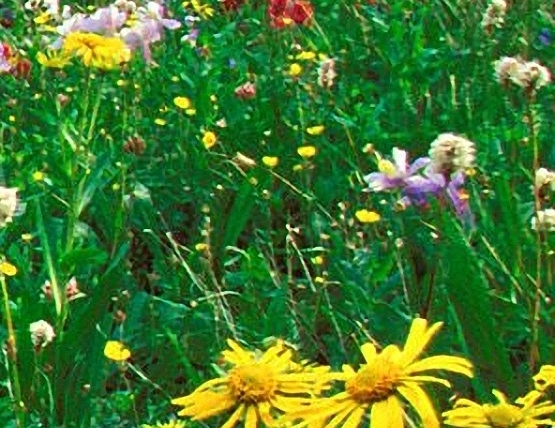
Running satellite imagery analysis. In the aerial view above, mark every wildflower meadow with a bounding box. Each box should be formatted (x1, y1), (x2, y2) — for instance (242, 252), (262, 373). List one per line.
(2, 0), (555, 426)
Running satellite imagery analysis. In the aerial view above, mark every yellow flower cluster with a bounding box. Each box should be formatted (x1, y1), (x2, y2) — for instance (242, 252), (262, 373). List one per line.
(171, 318), (474, 428)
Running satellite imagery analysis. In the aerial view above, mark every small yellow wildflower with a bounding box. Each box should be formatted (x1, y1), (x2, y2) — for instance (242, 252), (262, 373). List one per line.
(36, 51), (71, 69)
(32, 171), (45, 182)
(355, 209), (381, 224)
(34, 12), (51, 25)
(182, 0), (214, 19)
(306, 125), (325, 135)
(185, 108), (196, 116)
(154, 118), (167, 126)
(311, 256), (324, 265)
(262, 156), (279, 168)
(202, 131), (217, 149)
(174, 96), (192, 110)
(141, 420), (187, 428)
(297, 145), (317, 159)
(195, 243), (208, 252)
(533, 365), (555, 392)
(0, 261), (17, 276)
(21, 233), (33, 242)
(104, 340), (131, 362)
(288, 63), (302, 77)
(443, 389), (555, 428)
(8, 116), (15, 123)
(296, 51), (317, 61)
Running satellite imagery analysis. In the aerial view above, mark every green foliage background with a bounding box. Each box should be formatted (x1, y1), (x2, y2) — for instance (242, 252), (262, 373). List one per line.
(1, 0), (555, 426)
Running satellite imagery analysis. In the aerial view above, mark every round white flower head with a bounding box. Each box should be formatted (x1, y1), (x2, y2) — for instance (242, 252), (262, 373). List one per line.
(428, 133), (476, 174)
(0, 187), (19, 227)
(535, 168), (555, 190)
(481, 0), (507, 30)
(30, 320), (56, 349)
(494, 56), (551, 91)
(532, 209), (555, 232)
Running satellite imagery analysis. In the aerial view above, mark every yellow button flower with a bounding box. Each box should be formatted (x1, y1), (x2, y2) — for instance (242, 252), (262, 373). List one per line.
(33, 171), (45, 182)
(355, 209), (381, 223)
(289, 63), (302, 77)
(201, 131), (217, 149)
(296, 51), (317, 61)
(297, 145), (317, 159)
(173, 96), (192, 110)
(262, 156), (279, 168)
(306, 125), (325, 135)
(0, 261), (17, 276)
(104, 340), (131, 362)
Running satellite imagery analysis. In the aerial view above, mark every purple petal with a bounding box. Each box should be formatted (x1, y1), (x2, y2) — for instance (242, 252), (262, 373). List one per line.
(408, 157), (431, 175)
(364, 172), (402, 192)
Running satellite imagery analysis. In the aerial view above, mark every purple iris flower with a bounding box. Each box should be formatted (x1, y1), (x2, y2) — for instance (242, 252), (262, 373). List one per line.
(364, 148), (431, 192)
(364, 148), (473, 225)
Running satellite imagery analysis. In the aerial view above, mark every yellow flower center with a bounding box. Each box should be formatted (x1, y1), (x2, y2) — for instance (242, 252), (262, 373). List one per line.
(484, 404), (524, 428)
(378, 159), (397, 177)
(228, 363), (277, 403)
(346, 361), (401, 403)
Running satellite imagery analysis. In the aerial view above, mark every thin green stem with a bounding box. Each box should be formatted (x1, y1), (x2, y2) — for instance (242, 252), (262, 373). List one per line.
(1, 274), (25, 427)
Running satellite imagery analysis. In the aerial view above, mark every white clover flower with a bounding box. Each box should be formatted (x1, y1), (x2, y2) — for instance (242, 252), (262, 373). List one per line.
(481, 0), (507, 30)
(30, 320), (56, 349)
(0, 187), (19, 227)
(532, 209), (555, 231)
(428, 133), (476, 174)
(494, 56), (551, 91)
(535, 168), (555, 190)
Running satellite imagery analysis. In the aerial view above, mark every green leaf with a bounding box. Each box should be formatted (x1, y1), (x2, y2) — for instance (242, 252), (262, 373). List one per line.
(441, 217), (517, 396)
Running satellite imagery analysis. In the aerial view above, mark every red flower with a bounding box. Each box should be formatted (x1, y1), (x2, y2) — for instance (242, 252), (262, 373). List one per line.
(268, 0), (313, 28)
(222, 0), (245, 10)
(12, 59), (31, 79)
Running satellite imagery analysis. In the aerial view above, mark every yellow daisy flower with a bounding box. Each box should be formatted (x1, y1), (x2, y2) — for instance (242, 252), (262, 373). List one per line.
(283, 318), (473, 428)
(141, 420), (187, 428)
(36, 51), (71, 69)
(443, 389), (555, 428)
(171, 339), (332, 428)
(62, 32), (131, 70)
(533, 365), (555, 392)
